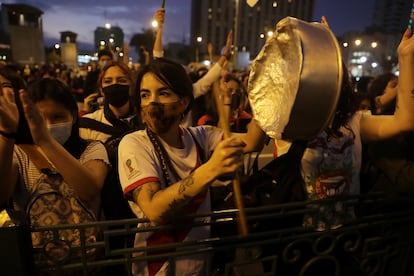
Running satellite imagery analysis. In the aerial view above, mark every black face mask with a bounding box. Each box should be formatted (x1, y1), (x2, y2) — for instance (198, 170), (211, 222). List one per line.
(102, 84), (130, 107)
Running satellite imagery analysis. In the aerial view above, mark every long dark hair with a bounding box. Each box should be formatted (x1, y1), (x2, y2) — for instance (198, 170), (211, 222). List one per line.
(368, 72), (397, 115)
(135, 57), (194, 116)
(26, 78), (88, 158)
(326, 64), (359, 138)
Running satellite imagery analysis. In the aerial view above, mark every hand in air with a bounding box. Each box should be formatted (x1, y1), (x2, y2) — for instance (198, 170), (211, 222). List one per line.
(0, 86), (18, 136)
(19, 90), (52, 145)
(398, 13), (414, 58)
(154, 8), (165, 26)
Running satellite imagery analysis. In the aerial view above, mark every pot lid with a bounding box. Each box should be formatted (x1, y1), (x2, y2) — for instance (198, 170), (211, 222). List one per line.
(248, 16), (343, 141)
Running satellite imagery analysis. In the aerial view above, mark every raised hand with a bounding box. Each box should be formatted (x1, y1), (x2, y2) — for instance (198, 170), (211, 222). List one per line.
(123, 42), (130, 56)
(19, 90), (52, 146)
(0, 85), (18, 136)
(397, 13), (414, 58)
(321, 15), (330, 28)
(223, 30), (233, 58)
(154, 8), (165, 26)
(83, 92), (100, 113)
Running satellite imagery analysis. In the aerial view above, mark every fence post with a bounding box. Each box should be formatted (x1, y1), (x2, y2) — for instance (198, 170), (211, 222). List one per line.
(0, 224), (34, 275)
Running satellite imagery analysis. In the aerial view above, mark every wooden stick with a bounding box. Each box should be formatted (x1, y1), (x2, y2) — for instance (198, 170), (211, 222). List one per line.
(213, 80), (248, 236)
(161, 0), (166, 8)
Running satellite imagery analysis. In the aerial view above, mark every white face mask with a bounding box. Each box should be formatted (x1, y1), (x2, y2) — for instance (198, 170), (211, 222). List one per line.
(47, 122), (72, 144)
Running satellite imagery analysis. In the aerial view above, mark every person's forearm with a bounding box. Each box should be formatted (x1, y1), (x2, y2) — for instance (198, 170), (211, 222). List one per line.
(243, 119), (267, 152)
(154, 25), (163, 54)
(193, 63), (222, 98)
(394, 55), (414, 129)
(39, 139), (102, 201)
(135, 163), (216, 225)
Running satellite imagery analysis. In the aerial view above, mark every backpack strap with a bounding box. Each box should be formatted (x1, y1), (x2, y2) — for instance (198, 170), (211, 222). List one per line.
(79, 117), (125, 137)
(286, 140), (308, 163)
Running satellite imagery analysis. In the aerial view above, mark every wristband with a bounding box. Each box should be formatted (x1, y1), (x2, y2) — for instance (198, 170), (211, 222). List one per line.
(0, 130), (17, 140)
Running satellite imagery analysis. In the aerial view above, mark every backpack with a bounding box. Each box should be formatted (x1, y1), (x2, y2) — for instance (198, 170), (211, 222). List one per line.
(20, 145), (100, 267)
(242, 140), (308, 207)
(211, 140), (308, 211)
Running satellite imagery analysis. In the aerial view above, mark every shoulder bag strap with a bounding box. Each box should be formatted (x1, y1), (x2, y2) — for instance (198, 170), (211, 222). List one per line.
(286, 140), (308, 164)
(79, 117), (124, 137)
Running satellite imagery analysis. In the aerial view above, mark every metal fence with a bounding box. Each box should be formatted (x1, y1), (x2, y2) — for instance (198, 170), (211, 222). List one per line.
(2, 192), (414, 276)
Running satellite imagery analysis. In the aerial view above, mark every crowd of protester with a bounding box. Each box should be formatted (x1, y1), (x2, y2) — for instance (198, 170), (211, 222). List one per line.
(1, 5), (414, 275)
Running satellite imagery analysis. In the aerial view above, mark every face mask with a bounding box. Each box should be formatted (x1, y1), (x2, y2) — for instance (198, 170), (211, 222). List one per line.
(102, 84), (130, 107)
(47, 121), (72, 144)
(141, 101), (184, 134)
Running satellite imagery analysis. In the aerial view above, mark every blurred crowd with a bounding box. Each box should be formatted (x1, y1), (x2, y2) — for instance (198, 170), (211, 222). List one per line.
(1, 6), (414, 276)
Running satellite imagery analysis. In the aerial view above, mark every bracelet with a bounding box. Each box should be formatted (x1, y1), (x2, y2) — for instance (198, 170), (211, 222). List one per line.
(0, 130), (17, 140)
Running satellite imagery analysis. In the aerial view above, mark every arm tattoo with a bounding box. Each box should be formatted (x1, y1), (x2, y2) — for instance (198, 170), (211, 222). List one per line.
(159, 195), (193, 222)
(178, 173), (195, 194)
(133, 185), (158, 203)
(132, 186), (143, 203)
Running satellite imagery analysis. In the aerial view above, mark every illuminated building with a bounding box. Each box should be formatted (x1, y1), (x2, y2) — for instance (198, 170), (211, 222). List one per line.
(190, 0), (314, 69)
(0, 3), (45, 64)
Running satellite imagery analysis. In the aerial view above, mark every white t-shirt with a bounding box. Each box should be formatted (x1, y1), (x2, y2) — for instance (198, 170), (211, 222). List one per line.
(118, 125), (223, 276)
(301, 111), (363, 230)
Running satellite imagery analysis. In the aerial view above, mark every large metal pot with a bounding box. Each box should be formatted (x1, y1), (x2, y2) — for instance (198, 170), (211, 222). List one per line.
(248, 16), (343, 141)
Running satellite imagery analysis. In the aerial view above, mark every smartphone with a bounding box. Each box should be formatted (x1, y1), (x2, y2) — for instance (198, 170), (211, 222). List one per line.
(14, 90), (33, 144)
(88, 96), (104, 111)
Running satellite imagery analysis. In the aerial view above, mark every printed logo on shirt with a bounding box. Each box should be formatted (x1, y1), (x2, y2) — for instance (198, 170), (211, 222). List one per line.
(123, 156), (141, 180)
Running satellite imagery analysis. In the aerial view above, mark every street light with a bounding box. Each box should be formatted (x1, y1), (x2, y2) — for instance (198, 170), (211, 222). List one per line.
(108, 37), (114, 51)
(195, 36), (202, 62)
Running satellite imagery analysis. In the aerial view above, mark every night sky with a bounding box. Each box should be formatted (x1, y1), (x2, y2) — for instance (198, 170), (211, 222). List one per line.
(3, 0), (376, 51)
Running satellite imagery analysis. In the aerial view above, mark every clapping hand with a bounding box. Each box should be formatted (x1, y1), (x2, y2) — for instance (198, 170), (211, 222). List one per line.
(19, 90), (52, 146)
(0, 85), (18, 137)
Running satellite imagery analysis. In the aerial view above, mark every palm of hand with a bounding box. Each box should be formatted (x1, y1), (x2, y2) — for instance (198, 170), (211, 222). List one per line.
(20, 92), (50, 144)
(0, 91), (19, 133)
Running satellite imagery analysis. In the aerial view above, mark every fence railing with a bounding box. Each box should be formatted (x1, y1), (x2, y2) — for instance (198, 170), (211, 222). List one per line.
(2, 192), (414, 276)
